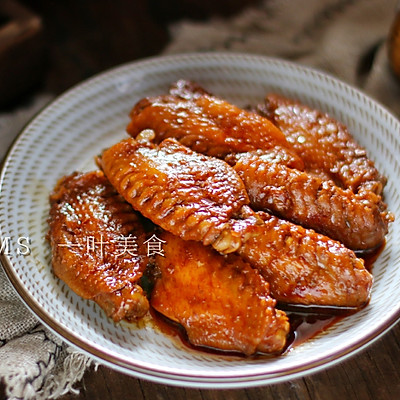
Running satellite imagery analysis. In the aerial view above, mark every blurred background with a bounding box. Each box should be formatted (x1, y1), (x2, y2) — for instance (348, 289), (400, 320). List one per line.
(0, 0), (260, 107)
(1, 1), (400, 399)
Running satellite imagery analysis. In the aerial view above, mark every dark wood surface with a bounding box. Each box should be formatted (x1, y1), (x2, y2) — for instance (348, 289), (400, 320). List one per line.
(57, 322), (400, 400)
(1, 1), (399, 399)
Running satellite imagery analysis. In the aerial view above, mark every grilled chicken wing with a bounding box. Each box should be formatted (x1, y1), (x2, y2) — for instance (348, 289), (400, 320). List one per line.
(126, 80), (303, 170)
(99, 137), (249, 253)
(151, 231), (290, 355)
(101, 136), (372, 307)
(229, 209), (373, 307)
(230, 152), (390, 251)
(48, 171), (149, 322)
(259, 93), (387, 195)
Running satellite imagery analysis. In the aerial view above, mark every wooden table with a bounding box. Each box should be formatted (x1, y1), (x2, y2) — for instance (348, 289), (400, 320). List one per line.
(59, 323), (400, 400)
(1, 1), (399, 399)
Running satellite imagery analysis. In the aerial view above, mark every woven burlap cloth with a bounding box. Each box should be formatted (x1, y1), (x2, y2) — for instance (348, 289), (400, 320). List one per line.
(0, 0), (398, 398)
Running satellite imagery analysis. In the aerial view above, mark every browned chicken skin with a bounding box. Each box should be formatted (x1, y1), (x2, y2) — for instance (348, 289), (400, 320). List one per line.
(260, 93), (387, 195)
(230, 152), (390, 251)
(99, 137), (250, 253)
(127, 80), (303, 170)
(151, 231), (290, 355)
(100, 137), (373, 307)
(126, 81), (392, 252)
(47, 81), (391, 355)
(48, 171), (149, 322)
(229, 209), (373, 307)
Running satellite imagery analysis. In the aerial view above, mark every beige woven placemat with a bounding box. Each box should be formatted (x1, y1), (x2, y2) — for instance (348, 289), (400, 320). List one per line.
(0, 0), (398, 398)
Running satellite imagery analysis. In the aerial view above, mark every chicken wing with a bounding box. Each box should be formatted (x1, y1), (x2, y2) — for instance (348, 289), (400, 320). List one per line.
(99, 137), (249, 253)
(229, 209), (373, 307)
(126, 80), (303, 170)
(151, 231), (290, 355)
(100, 136), (373, 307)
(259, 93), (387, 195)
(230, 151), (390, 251)
(48, 171), (149, 322)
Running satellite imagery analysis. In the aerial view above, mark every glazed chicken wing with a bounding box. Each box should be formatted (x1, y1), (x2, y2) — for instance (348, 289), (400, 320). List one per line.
(229, 209), (373, 307)
(48, 171), (149, 322)
(260, 93), (387, 195)
(230, 152), (390, 251)
(126, 80), (303, 170)
(151, 231), (289, 355)
(127, 83), (393, 249)
(101, 135), (372, 307)
(99, 137), (249, 253)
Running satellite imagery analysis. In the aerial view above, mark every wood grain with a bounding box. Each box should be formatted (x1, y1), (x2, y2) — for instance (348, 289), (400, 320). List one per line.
(1, 1), (399, 399)
(52, 323), (400, 400)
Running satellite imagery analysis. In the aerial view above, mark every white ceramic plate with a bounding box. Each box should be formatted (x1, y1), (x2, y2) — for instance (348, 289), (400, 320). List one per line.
(1, 53), (400, 388)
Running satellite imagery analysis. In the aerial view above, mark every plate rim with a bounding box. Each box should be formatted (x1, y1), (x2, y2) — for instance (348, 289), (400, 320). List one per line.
(1, 51), (400, 388)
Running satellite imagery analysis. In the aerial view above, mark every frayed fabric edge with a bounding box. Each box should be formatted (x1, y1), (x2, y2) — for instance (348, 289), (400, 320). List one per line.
(1, 350), (95, 400)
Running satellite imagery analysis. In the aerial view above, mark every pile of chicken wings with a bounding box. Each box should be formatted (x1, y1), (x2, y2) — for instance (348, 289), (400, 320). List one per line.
(48, 80), (393, 356)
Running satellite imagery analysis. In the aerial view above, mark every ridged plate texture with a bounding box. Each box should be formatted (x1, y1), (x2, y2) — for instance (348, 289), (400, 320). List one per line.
(1, 53), (399, 388)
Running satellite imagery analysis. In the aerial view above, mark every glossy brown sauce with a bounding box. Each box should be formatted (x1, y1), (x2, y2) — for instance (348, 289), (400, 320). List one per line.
(280, 305), (355, 353)
(359, 239), (386, 271)
(285, 313), (339, 349)
(148, 241), (384, 358)
(149, 308), (251, 358)
(150, 306), (357, 358)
